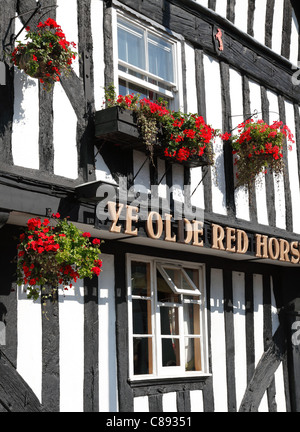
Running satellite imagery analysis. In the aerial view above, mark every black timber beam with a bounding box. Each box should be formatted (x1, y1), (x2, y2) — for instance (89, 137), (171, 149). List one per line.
(116, 0), (300, 103)
(0, 171), (95, 226)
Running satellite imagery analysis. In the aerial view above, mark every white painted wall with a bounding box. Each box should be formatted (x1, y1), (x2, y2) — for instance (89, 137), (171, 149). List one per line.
(290, 10), (300, 66)
(232, 271), (247, 410)
(53, 83), (78, 179)
(267, 90), (286, 229)
(285, 101), (300, 234)
(56, 0), (79, 77)
(98, 254), (118, 412)
(17, 285), (42, 402)
(210, 268), (227, 412)
(92, 0), (106, 110)
(234, 0), (248, 34)
(253, 0), (267, 45)
(248, 80), (269, 226)
(203, 54), (227, 216)
(12, 18), (39, 170)
(230, 67), (250, 221)
(272, 0), (284, 56)
(59, 282), (85, 412)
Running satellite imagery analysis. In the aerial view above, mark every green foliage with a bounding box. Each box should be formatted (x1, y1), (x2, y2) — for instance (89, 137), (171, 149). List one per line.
(103, 84), (217, 165)
(231, 119), (294, 188)
(11, 18), (77, 91)
(17, 214), (102, 301)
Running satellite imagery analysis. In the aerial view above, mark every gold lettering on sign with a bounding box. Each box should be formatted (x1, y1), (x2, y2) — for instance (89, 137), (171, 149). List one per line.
(125, 205), (139, 236)
(290, 241), (300, 264)
(226, 227), (236, 252)
(211, 224), (225, 250)
(177, 219), (194, 244)
(255, 234), (269, 258)
(108, 201), (124, 233)
(237, 230), (249, 254)
(268, 237), (280, 260)
(192, 220), (204, 247)
(146, 211), (163, 240)
(164, 213), (176, 242)
(279, 239), (290, 262)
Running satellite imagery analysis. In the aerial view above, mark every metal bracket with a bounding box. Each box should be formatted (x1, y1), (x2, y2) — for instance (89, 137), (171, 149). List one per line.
(230, 109), (280, 133)
(230, 109), (259, 133)
(3, 1), (58, 54)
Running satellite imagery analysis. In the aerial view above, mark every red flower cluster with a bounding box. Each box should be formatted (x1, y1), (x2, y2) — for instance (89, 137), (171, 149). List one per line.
(104, 85), (216, 165)
(231, 118), (294, 187)
(164, 114), (215, 163)
(139, 98), (170, 117)
(11, 18), (77, 91)
(17, 215), (102, 300)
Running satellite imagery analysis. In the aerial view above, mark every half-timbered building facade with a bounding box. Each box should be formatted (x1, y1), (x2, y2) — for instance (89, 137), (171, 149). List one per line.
(1, 0), (300, 412)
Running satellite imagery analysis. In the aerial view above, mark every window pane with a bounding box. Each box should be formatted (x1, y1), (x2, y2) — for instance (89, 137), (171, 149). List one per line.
(119, 79), (148, 100)
(185, 337), (201, 371)
(160, 306), (179, 335)
(184, 268), (199, 288)
(162, 338), (180, 367)
(157, 269), (180, 303)
(118, 20), (145, 70)
(133, 299), (152, 334)
(148, 34), (174, 82)
(183, 302), (200, 335)
(131, 261), (150, 297)
(164, 268), (193, 292)
(133, 337), (153, 375)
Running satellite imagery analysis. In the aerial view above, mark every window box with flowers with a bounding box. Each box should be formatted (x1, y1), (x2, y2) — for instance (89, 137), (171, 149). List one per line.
(230, 119), (294, 188)
(17, 213), (102, 301)
(95, 86), (218, 168)
(11, 18), (77, 91)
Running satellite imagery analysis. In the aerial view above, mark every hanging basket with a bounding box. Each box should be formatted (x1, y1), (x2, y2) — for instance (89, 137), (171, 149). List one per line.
(95, 106), (213, 168)
(18, 52), (49, 80)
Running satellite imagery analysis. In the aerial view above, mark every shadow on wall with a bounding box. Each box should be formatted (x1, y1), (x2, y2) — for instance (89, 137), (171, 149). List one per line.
(13, 68), (37, 124)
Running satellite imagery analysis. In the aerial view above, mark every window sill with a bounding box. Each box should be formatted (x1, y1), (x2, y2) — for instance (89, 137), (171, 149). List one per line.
(129, 373), (212, 396)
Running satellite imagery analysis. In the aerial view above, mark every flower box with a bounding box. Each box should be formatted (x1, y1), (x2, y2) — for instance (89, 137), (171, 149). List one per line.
(94, 106), (212, 168)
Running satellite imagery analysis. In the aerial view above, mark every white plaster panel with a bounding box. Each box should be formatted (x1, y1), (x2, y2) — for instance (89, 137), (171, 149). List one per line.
(253, 0), (267, 46)
(253, 274), (268, 411)
(230, 67), (250, 221)
(248, 80), (269, 226)
(12, 18), (39, 170)
(232, 271), (247, 410)
(210, 268), (228, 412)
(203, 54), (227, 216)
(290, 11), (300, 67)
(285, 101), (300, 233)
(56, 0), (79, 77)
(53, 83), (78, 179)
(59, 281), (85, 412)
(272, 0), (284, 56)
(17, 285), (42, 402)
(267, 90), (286, 229)
(234, 0), (249, 34)
(98, 254), (118, 412)
(91, 0), (106, 110)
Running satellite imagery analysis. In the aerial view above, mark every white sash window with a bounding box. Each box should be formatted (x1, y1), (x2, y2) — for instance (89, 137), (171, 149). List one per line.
(117, 15), (178, 105)
(127, 255), (209, 380)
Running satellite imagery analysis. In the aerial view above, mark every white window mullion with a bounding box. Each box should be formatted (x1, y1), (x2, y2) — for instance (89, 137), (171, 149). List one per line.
(178, 297), (186, 374)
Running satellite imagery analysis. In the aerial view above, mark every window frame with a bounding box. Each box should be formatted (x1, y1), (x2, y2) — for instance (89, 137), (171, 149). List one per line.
(113, 9), (183, 110)
(127, 254), (209, 381)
